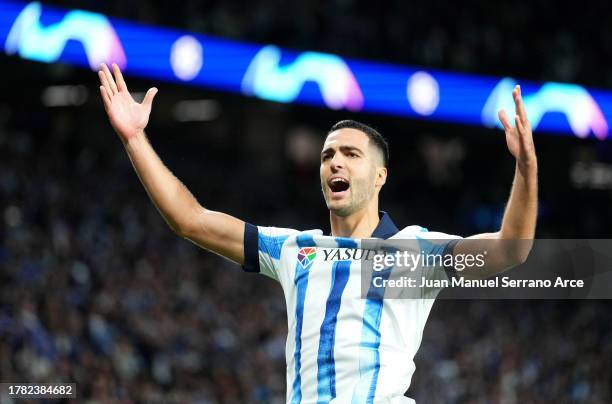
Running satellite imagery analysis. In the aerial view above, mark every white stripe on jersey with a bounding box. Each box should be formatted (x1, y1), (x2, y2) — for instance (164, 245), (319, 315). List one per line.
(244, 213), (460, 404)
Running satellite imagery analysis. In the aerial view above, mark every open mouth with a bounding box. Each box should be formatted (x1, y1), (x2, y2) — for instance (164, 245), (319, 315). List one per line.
(328, 177), (350, 196)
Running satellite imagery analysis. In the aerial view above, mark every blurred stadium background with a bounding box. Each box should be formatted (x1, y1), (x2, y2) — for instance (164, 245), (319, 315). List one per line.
(1, 0), (612, 403)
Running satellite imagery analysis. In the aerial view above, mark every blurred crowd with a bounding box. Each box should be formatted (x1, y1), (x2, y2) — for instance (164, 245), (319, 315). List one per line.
(43, 0), (612, 87)
(411, 301), (612, 403)
(0, 112), (289, 402)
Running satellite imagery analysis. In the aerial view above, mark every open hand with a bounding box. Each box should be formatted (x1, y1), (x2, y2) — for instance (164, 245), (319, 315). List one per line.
(497, 85), (537, 175)
(98, 63), (158, 143)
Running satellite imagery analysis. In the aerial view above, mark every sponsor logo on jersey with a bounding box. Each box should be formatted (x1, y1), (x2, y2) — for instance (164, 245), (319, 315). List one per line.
(322, 248), (379, 261)
(297, 247), (317, 268)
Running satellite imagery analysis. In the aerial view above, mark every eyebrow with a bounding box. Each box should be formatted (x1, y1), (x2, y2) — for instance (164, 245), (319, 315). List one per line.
(321, 145), (364, 157)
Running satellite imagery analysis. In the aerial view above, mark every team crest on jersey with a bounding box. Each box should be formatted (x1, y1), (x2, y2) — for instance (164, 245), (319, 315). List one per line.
(297, 247), (317, 268)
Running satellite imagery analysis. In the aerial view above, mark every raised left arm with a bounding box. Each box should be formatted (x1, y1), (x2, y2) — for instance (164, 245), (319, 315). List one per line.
(454, 84), (538, 279)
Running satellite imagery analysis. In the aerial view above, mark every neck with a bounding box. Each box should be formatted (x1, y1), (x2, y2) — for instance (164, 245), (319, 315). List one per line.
(329, 201), (380, 238)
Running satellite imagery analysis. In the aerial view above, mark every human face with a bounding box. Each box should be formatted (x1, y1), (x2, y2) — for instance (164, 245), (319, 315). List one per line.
(320, 128), (386, 217)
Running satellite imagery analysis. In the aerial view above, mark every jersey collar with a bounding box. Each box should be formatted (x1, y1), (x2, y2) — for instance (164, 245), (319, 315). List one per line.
(371, 211), (399, 239)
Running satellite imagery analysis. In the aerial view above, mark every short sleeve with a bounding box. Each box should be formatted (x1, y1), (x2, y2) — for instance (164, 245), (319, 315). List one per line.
(242, 223), (299, 281)
(416, 230), (463, 282)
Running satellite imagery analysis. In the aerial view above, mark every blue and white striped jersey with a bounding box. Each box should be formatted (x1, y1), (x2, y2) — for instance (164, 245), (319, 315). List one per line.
(243, 212), (461, 404)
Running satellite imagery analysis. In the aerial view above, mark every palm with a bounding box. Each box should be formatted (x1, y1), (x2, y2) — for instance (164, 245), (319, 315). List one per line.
(98, 63), (157, 142)
(107, 91), (150, 139)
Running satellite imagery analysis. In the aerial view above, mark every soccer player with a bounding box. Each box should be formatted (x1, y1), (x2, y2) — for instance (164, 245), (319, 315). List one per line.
(98, 63), (537, 403)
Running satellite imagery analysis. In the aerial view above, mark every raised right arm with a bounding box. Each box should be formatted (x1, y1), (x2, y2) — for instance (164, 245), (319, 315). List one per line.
(98, 63), (246, 264)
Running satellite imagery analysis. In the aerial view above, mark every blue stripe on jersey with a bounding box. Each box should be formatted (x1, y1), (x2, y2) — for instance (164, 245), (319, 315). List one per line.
(351, 264), (393, 403)
(259, 233), (291, 260)
(290, 234), (317, 404)
(416, 236), (443, 256)
(316, 260), (352, 403)
(335, 236), (358, 248)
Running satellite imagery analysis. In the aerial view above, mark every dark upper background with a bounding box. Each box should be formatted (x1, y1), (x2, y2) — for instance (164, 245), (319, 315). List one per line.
(0, 1), (611, 403)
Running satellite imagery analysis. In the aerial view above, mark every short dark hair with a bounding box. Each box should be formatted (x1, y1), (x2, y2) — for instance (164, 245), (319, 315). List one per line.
(328, 120), (389, 167)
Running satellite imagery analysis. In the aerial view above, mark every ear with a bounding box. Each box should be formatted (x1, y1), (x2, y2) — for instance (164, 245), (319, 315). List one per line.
(375, 166), (387, 189)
